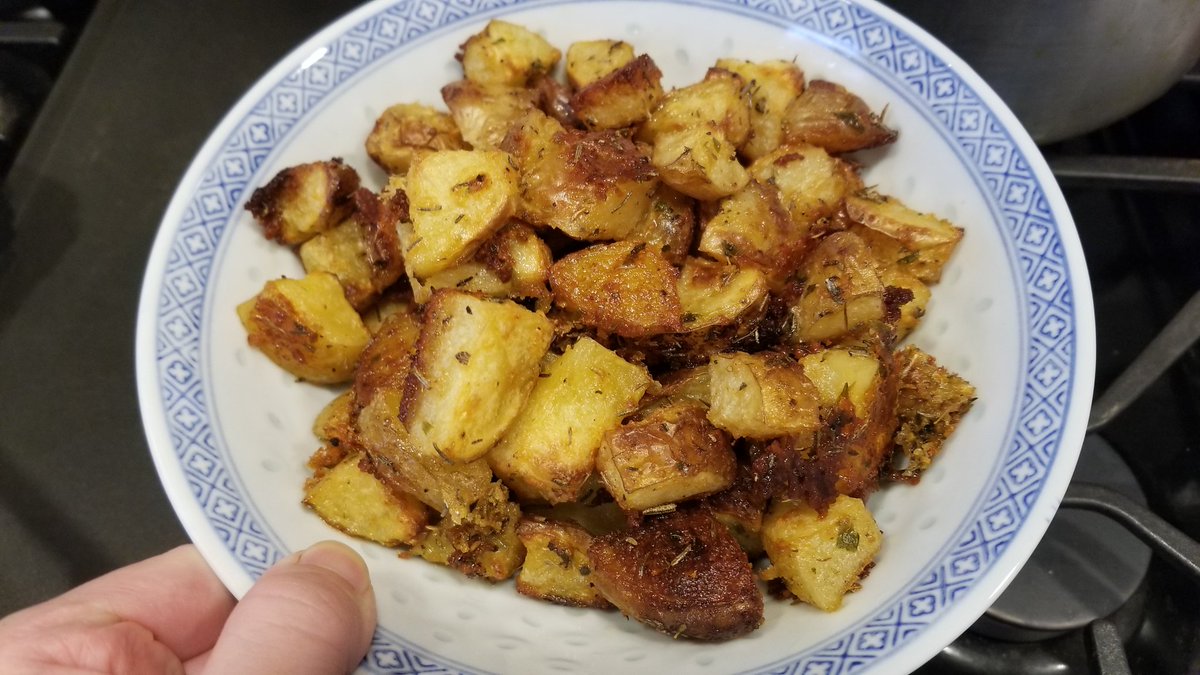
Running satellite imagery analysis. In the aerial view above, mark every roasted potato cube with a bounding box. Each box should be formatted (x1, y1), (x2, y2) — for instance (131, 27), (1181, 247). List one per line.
(303, 453), (430, 546)
(515, 517), (610, 608)
(550, 240), (682, 338)
(488, 336), (651, 503)
(677, 258), (769, 332)
(637, 68), (751, 147)
(357, 392), (493, 522)
(790, 231), (885, 343)
(571, 54), (665, 130)
(698, 180), (810, 289)
(652, 126), (748, 200)
(411, 481), (525, 581)
(365, 103), (466, 175)
(782, 80), (897, 153)
(761, 495), (882, 611)
(707, 351), (820, 441)
(353, 307), (423, 411)
(714, 59), (806, 161)
(308, 390), (359, 473)
(459, 20), (561, 87)
(411, 221), (552, 303)
(748, 144), (855, 226)
(402, 149), (518, 278)
(400, 290), (554, 464)
(442, 79), (539, 150)
(245, 158), (359, 245)
(625, 184), (696, 265)
(588, 509), (763, 640)
(845, 192), (964, 283)
(503, 112), (658, 240)
(879, 266), (930, 339)
(298, 189), (406, 310)
(799, 347), (882, 417)
(889, 346), (976, 481)
(597, 402), (736, 511)
(236, 272), (371, 384)
(566, 39), (635, 88)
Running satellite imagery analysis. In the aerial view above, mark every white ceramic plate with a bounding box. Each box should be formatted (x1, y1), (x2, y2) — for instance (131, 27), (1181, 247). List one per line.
(136, 1), (1095, 672)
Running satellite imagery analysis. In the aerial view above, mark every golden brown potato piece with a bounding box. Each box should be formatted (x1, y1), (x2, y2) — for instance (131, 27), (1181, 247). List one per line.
(402, 149), (519, 278)
(245, 158), (360, 245)
(307, 391), (359, 473)
(748, 144), (856, 227)
(597, 401), (736, 511)
(845, 192), (964, 283)
(878, 266), (930, 339)
(357, 392), (493, 522)
(441, 79), (539, 150)
(303, 453), (430, 546)
(400, 290), (554, 464)
(550, 240), (682, 338)
(782, 80), (897, 154)
(651, 126), (749, 201)
(566, 39), (635, 88)
(625, 185), (696, 265)
(707, 351), (820, 441)
(365, 103), (466, 175)
(714, 59), (806, 161)
(571, 54), (665, 130)
(515, 517), (611, 608)
(637, 68), (751, 147)
(761, 495), (882, 611)
(298, 189), (406, 311)
(704, 461), (767, 557)
(411, 481), (525, 581)
(236, 272), (371, 384)
(889, 346), (975, 481)
(697, 180), (810, 290)
(676, 257), (769, 333)
(353, 307), (423, 411)
(588, 509), (763, 640)
(410, 221), (552, 303)
(459, 20), (561, 87)
(790, 231), (885, 343)
(488, 336), (651, 504)
(503, 111), (658, 241)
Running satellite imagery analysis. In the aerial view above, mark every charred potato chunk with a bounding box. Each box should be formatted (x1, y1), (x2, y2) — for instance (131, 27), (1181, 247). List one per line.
(236, 272), (371, 384)
(298, 189), (406, 310)
(790, 231), (885, 343)
(704, 461), (767, 557)
(489, 337), (651, 503)
(597, 401), (736, 511)
(762, 495), (882, 611)
(245, 158), (360, 245)
(652, 126), (749, 201)
(637, 68), (751, 147)
(400, 290), (554, 464)
(714, 59), (806, 161)
(588, 509), (763, 640)
(571, 54), (665, 130)
(566, 39), (635, 88)
(707, 351), (820, 441)
(303, 453), (430, 546)
(782, 80), (897, 154)
(412, 481), (525, 581)
(878, 266), (930, 339)
(845, 192), (964, 283)
(515, 517), (611, 608)
(442, 80), (539, 150)
(550, 240), (683, 338)
(308, 391), (360, 472)
(459, 20), (561, 87)
(889, 346), (976, 481)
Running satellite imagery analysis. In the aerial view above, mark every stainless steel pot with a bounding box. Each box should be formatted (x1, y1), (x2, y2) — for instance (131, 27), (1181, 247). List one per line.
(883, 0), (1200, 143)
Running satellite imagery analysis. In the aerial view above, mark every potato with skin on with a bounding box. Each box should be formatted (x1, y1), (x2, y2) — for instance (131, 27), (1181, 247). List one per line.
(411, 480), (525, 582)
(597, 401), (736, 512)
(845, 191), (964, 283)
(441, 79), (539, 150)
(761, 495), (883, 612)
(515, 516), (611, 608)
(488, 336), (651, 504)
(652, 126), (749, 201)
(698, 179), (811, 290)
(707, 351), (821, 441)
(714, 58), (806, 161)
(749, 144), (857, 227)
(782, 80), (897, 154)
(236, 272), (371, 384)
(588, 509), (764, 640)
(549, 240), (683, 338)
(637, 68), (751, 147)
(625, 184), (696, 266)
(571, 54), (665, 130)
(401, 149), (519, 278)
(790, 231), (885, 343)
(400, 290), (554, 464)
(365, 103), (467, 175)
(409, 221), (552, 304)
(303, 452), (431, 547)
(676, 257), (769, 333)
(704, 461), (767, 557)
(245, 158), (360, 245)
(459, 20), (561, 87)
(888, 345), (976, 482)
(566, 39), (635, 88)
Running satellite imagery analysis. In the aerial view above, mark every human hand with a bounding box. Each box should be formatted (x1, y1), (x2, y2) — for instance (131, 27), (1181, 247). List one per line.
(0, 541), (376, 674)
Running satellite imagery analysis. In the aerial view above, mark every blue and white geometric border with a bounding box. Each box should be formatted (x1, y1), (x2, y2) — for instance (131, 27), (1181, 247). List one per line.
(137, 1), (1092, 673)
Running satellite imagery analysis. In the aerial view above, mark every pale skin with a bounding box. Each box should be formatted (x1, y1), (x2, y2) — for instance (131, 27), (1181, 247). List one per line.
(0, 541), (376, 675)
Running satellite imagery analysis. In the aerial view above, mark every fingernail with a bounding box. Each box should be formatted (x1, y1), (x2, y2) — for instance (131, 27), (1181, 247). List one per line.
(298, 541), (371, 594)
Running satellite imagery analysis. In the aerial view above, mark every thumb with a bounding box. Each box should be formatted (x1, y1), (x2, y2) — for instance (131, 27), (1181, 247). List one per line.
(203, 541), (376, 675)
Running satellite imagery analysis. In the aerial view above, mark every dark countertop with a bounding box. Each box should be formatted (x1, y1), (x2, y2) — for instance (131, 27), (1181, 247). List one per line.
(0, 0), (362, 614)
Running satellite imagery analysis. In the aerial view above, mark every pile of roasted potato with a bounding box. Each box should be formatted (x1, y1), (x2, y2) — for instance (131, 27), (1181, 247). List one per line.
(237, 20), (976, 641)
